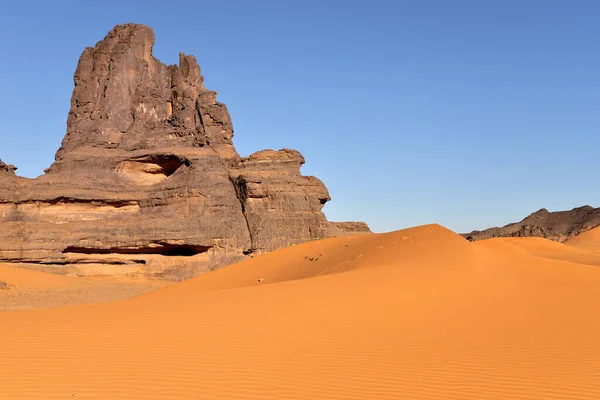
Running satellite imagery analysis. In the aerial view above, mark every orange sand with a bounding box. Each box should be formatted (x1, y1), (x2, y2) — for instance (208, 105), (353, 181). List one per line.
(1, 224), (599, 399)
(566, 226), (600, 250)
(0, 264), (81, 290)
(0, 264), (167, 311)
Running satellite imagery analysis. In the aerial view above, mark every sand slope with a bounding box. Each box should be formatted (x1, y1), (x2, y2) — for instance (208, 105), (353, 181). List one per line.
(0, 264), (166, 311)
(1, 224), (600, 399)
(476, 236), (600, 267)
(0, 264), (84, 290)
(565, 225), (600, 250)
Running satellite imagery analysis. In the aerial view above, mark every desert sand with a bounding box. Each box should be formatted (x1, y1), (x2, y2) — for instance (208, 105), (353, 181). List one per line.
(1, 224), (600, 399)
(565, 226), (600, 250)
(0, 264), (167, 311)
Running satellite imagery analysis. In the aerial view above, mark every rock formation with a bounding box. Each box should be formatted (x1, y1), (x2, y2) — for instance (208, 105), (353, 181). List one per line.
(463, 206), (600, 242)
(0, 160), (16, 175)
(0, 24), (369, 279)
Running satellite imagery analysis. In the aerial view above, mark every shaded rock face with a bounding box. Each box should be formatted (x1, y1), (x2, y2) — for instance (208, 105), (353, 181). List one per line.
(0, 24), (369, 279)
(462, 206), (600, 243)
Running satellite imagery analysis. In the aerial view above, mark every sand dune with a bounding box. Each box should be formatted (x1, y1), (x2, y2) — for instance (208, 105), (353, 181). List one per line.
(1, 224), (600, 399)
(150, 224), (475, 296)
(476, 236), (600, 267)
(0, 264), (166, 311)
(565, 225), (600, 250)
(0, 264), (81, 290)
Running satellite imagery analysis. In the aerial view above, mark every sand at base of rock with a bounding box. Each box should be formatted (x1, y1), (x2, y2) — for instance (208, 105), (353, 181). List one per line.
(0, 264), (167, 311)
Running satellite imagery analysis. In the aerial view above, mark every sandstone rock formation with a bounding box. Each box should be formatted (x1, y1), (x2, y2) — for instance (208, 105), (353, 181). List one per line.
(0, 24), (369, 279)
(0, 160), (16, 175)
(463, 206), (600, 242)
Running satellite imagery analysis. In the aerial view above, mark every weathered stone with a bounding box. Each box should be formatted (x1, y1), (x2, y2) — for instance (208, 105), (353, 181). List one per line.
(328, 221), (372, 237)
(462, 206), (600, 242)
(0, 24), (369, 279)
(0, 160), (16, 175)
(233, 149), (333, 253)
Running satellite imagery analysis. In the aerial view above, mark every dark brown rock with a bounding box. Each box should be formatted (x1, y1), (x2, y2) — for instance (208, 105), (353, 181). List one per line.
(0, 24), (369, 279)
(462, 206), (600, 242)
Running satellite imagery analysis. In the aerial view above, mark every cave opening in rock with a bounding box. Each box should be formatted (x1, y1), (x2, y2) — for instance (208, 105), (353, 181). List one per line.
(161, 246), (206, 256)
(117, 155), (190, 185)
(62, 244), (211, 257)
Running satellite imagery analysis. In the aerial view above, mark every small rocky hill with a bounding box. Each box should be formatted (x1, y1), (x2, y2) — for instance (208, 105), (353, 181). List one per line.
(462, 206), (600, 242)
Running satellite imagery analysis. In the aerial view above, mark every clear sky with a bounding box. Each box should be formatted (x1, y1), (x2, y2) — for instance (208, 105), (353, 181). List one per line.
(1, 0), (599, 233)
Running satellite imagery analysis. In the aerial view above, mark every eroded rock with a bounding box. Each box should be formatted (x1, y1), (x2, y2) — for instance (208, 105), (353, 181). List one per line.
(0, 160), (16, 175)
(0, 24), (369, 279)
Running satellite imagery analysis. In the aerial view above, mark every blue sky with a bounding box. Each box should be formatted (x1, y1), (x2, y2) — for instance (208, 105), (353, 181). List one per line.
(1, 0), (599, 233)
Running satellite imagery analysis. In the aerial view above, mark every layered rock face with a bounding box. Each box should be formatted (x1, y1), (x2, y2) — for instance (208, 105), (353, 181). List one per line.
(0, 24), (369, 279)
(463, 206), (600, 242)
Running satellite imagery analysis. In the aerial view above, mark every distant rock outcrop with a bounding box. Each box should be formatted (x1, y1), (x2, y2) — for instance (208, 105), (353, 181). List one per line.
(0, 24), (369, 279)
(462, 206), (600, 242)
